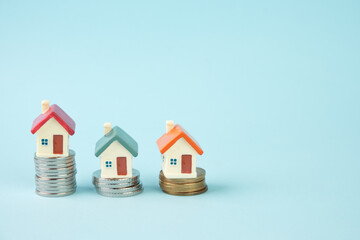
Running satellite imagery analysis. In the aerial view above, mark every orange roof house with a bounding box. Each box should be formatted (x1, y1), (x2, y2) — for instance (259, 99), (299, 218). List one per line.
(156, 121), (203, 179)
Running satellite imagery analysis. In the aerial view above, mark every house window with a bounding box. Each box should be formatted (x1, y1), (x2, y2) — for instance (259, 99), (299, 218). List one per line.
(41, 139), (48, 145)
(105, 161), (112, 168)
(170, 158), (177, 165)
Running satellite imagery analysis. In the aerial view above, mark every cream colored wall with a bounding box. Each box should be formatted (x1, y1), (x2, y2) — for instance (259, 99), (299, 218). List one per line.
(162, 137), (197, 179)
(36, 118), (69, 157)
(99, 141), (133, 178)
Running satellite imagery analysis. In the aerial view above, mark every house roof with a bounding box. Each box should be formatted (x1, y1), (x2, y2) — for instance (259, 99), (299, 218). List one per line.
(95, 126), (138, 157)
(156, 124), (203, 155)
(31, 104), (76, 135)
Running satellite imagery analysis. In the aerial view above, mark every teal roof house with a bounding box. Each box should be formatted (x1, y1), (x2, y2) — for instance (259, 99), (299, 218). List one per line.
(95, 123), (138, 178)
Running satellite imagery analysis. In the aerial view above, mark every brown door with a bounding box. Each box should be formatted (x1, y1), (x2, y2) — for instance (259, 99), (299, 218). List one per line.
(117, 157), (127, 175)
(53, 135), (63, 154)
(181, 155), (192, 173)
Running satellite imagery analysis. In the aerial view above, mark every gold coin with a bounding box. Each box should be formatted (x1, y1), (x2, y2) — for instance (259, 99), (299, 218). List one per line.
(159, 168), (206, 184)
(159, 178), (205, 186)
(160, 184), (206, 193)
(159, 179), (206, 192)
(161, 186), (208, 196)
(159, 177), (205, 185)
(159, 179), (205, 188)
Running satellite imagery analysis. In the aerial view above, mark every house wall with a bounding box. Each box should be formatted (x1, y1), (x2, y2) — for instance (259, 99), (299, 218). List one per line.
(162, 137), (197, 179)
(99, 141), (133, 178)
(36, 118), (69, 157)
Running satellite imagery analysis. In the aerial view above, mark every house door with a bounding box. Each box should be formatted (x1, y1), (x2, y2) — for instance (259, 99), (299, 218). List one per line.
(181, 155), (192, 173)
(53, 135), (63, 154)
(117, 157), (127, 175)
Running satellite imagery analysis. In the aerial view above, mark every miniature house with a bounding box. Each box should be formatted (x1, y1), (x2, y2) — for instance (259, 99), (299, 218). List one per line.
(31, 100), (76, 158)
(156, 121), (203, 179)
(95, 123), (138, 178)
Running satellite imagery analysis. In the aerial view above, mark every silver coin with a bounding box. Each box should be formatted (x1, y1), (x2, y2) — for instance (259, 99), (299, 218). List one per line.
(34, 161), (75, 167)
(93, 180), (139, 188)
(36, 185), (76, 193)
(95, 183), (143, 193)
(35, 165), (76, 171)
(34, 157), (75, 162)
(36, 183), (76, 191)
(92, 169), (140, 184)
(36, 172), (76, 178)
(95, 186), (143, 198)
(36, 180), (76, 186)
(36, 176), (76, 182)
(36, 189), (76, 195)
(35, 172), (77, 179)
(35, 175), (75, 181)
(35, 162), (75, 168)
(93, 178), (138, 185)
(36, 184), (76, 190)
(36, 172), (77, 178)
(35, 166), (76, 174)
(36, 182), (76, 189)
(36, 189), (76, 197)
(35, 178), (76, 183)
(36, 166), (76, 172)
(36, 168), (77, 174)
(35, 164), (75, 169)
(36, 187), (76, 194)
(36, 179), (76, 186)
(36, 186), (76, 191)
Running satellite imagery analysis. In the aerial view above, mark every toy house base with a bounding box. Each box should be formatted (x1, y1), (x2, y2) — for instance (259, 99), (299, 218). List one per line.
(163, 172), (197, 179)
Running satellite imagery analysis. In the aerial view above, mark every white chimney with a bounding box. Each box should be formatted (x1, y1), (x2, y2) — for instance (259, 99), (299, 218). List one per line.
(41, 100), (50, 114)
(166, 120), (174, 133)
(104, 123), (112, 135)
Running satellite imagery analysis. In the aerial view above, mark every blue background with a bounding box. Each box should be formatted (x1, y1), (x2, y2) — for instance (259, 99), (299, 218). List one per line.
(0, 0), (359, 239)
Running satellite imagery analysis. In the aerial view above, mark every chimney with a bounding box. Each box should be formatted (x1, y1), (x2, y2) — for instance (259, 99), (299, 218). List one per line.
(104, 123), (112, 135)
(166, 120), (174, 133)
(41, 100), (50, 114)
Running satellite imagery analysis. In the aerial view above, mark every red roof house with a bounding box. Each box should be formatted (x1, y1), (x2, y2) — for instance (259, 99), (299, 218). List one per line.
(31, 100), (75, 157)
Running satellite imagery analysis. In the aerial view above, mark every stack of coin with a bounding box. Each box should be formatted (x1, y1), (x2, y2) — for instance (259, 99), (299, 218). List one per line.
(159, 167), (208, 196)
(34, 150), (77, 197)
(92, 169), (143, 197)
